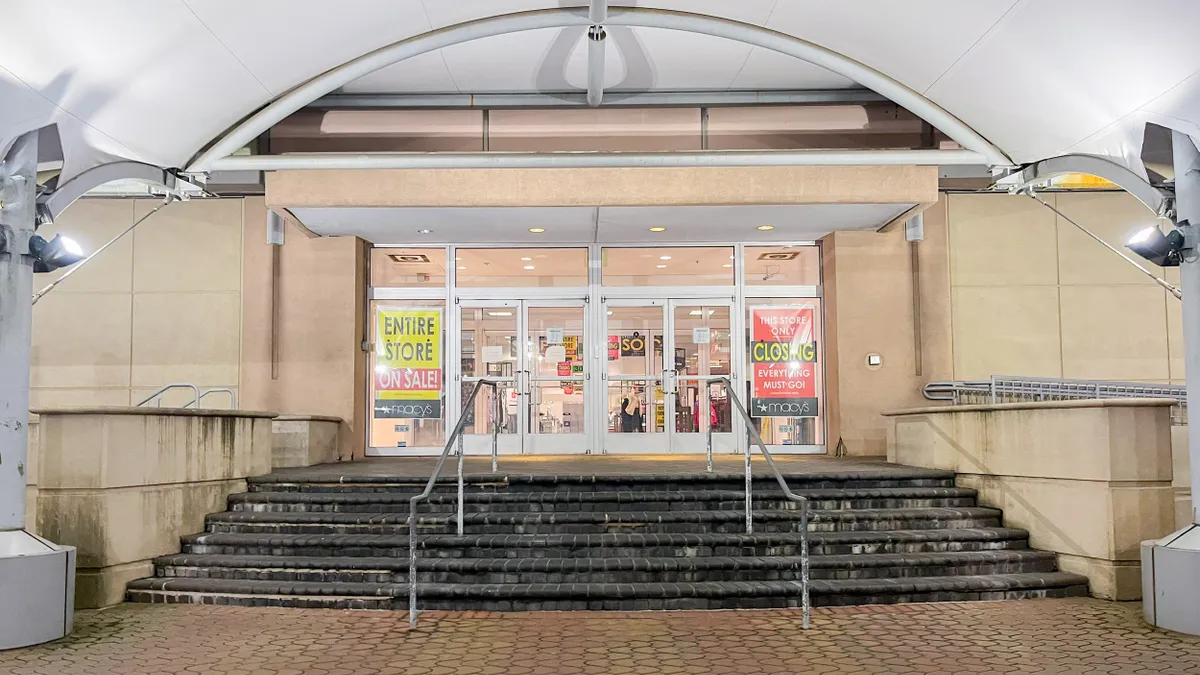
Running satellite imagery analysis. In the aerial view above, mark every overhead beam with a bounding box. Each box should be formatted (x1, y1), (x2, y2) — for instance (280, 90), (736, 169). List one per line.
(186, 7), (1013, 173)
(996, 153), (1172, 216)
(37, 161), (200, 220)
(264, 164), (938, 209)
(306, 89), (889, 109)
(210, 149), (987, 172)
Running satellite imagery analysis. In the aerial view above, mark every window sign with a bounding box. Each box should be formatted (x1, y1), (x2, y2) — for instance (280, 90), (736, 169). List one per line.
(375, 307), (443, 419)
(546, 327), (564, 345)
(620, 332), (647, 357)
(749, 306), (818, 418)
(693, 326), (711, 344)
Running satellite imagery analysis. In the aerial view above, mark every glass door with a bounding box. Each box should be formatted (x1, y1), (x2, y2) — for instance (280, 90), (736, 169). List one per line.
(459, 299), (588, 455)
(524, 301), (588, 454)
(667, 300), (735, 454)
(602, 301), (668, 453)
(459, 300), (522, 455)
(601, 299), (735, 454)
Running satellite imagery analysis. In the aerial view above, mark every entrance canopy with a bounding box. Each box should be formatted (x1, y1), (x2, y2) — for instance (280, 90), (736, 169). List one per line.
(3, 1), (1200, 184)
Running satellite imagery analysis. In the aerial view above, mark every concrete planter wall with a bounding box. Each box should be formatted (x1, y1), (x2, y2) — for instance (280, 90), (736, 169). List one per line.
(31, 407), (275, 608)
(886, 398), (1177, 601)
(272, 415), (343, 468)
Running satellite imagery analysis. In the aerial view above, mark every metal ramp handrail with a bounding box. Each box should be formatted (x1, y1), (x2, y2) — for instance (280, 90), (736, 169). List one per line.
(409, 379), (501, 628)
(134, 383), (240, 410)
(923, 375), (1186, 424)
(134, 383), (201, 409)
(183, 388), (237, 409)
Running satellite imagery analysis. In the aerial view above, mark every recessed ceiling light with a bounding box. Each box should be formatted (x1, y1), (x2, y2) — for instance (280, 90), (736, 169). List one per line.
(607, 311), (613, 316)
(722, 263), (732, 268)
(458, 265), (467, 270)
(417, 228), (432, 234)
(524, 265), (535, 270)
(529, 228), (545, 233)
(487, 311), (513, 317)
(729, 255), (735, 260)
(649, 227), (666, 232)
(520, 257), (533, 261)
(656, 264), (667, 269)
(659, 255), (672, 260)
(757, 225), (775, 231)
(454, 257), (462, 261)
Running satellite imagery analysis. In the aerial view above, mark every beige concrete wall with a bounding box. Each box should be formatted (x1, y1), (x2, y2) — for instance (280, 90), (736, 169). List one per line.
(240, 203), (367, 460)
(31, 197), (247, 408)
(33, 408), (274, 608)
(272, 415), (343, 468)
(26, 416), (39, 533)
(944, 191), (1178, 382)
(887, 399), (1177, 600)
(266, 165), (938, 208)
(822, 222), (946, 456)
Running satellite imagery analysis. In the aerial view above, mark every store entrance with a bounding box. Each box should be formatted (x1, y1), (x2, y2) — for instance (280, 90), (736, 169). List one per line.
(458, 298), (588, 455)
(602, 298), (736, 454)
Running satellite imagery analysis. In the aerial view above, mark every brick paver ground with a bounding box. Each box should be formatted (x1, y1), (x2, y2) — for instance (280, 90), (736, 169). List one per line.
(3, 599), (1199, 674)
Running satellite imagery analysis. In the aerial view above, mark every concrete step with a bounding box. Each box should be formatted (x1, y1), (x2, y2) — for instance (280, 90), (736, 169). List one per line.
(180, 527), (1033, 558)
(126, 571), (1090, 610)
(154, 550), (1060, 584)
(229, 487), (979, 513)
(203, 507), (1002, 536)
(246, 468), (957, 494)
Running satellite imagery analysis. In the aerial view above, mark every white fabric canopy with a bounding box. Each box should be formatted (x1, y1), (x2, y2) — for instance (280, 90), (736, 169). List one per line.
(3, 0), (1199, 183)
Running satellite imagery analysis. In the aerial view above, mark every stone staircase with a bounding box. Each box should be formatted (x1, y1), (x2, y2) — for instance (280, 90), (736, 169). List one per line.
(126, 465), (1088, 610)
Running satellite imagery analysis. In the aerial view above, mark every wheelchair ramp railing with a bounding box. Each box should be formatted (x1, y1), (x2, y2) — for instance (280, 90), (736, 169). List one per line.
(924, 375), (1186, 425)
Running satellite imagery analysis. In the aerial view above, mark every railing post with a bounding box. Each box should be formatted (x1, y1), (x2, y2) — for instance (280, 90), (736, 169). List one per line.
(492, 385), (500, 473)
(456, 433), (465, 536)
(800, 497), (810, 629)
(706, 386), (714, 474)
(409, 495), (419, 628)
(745, 423), (753, 534)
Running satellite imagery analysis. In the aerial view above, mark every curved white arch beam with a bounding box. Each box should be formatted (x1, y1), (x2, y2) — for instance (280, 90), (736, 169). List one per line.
(187, 7), (1013, 173)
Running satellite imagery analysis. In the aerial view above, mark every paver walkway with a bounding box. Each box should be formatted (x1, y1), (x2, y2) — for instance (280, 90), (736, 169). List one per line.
(3, 599), (1199, 674)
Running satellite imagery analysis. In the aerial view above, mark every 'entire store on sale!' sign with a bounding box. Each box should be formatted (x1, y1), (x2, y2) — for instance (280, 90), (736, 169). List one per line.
(749, 306), (819, 418)
(374, 307), (443, 419)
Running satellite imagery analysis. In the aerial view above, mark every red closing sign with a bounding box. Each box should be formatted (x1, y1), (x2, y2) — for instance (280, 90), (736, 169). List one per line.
(750, 306), (819, 418)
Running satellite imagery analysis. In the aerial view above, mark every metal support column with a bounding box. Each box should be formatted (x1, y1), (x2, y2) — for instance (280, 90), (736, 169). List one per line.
(1179, 131), (1200, 527)
(0, 129), (76, 650)
(0, 135), (35, 532)
(1143, 130), (1200, 636)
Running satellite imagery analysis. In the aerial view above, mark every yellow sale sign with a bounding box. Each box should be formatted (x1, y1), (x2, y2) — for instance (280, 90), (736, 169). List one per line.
(374, 307), (443, 418)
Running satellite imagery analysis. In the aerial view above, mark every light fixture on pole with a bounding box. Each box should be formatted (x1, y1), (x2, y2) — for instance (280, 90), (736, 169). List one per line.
(28, 233), (85, 273)
(1127, 223), (1187, 267)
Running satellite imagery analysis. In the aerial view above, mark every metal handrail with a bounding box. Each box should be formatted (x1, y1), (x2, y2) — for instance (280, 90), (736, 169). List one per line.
(134, 383), (200, 409)
(924, 375), (1187, 425)
(409, 379), (500, 628)
(182, 388), (237, 409)
(711, 376), (811, 629)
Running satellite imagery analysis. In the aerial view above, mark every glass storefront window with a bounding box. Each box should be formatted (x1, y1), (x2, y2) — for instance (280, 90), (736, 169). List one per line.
(602, 247), (734, 287)
(744, 246), (820, 286)
(455, 248), (587, 287)
(745, 298), (825, 446)
(370, 299), (446, 449)
(371, 248), (447, 288)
